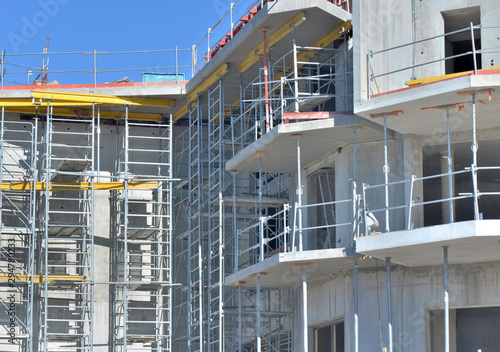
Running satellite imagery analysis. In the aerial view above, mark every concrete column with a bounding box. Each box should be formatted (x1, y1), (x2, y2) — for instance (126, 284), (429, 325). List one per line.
(441, 151), (455, 223)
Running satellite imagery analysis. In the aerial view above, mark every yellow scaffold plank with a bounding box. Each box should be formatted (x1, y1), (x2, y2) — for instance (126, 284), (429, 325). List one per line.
(171, 64), (229, 121)
(172, 104), (189, 122)
(2, 107), (162, 121)
(0, 99), (94, 107)
(187, 64), (229, 102)
(1, 181), (160, 192)
(0, 274), (85, 284)
(31, 90), (174, 107)
(296, 20), (352, 63)
(406, 66), (500, 86)
(238, 12), (306, 73)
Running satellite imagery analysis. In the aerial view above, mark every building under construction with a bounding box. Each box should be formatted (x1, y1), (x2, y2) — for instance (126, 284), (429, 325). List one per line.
(1, 0), (500, 351)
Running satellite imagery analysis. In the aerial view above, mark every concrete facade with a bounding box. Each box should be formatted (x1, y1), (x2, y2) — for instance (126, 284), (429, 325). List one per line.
(1, 0), (500, 351)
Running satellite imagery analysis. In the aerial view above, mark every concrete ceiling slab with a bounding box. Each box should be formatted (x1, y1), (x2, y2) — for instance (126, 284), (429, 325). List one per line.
(355, 74), (500, 136)
(174, 0), (351, 119)
(226, 115), (388, 174)
(356, 220), (500, 267)
(225, 247), (377, 289)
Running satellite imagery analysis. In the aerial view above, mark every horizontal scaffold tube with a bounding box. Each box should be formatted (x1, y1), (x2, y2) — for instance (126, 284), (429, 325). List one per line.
(1, 181), (160, 191)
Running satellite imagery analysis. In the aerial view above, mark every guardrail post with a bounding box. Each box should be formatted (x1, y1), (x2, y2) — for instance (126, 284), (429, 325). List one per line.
(471, 164), (480, 220)
(470, 22), (478, 75)
(362, 183), (368, 236)
(407, 175), (416, 230)
(93, 49), (97, 88)
(175, 46), (179, 84)
(207, 28), (212, 63)
(352, 181), (358, 239)
(280, 76), (284, 124)
(367, 50), (372, 99)
(292, 202), (298, 251)
(192, 45), (196, 78)
(283, 203), (288, 253)
(259, 216), (265, 261)
(1, 50), (5, 90)
(230, 3), (235, 38)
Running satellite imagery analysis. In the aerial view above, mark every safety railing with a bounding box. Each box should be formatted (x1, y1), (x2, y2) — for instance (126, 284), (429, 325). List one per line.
(231, 44), (352, 147)
(293, 197), (354, 251)
(237, 190), (356, 268)
(0, 48), (192, 89)
(193, 0), (351, 70)
(237, 203), (290, 268)
(361, 165), (490, 235)
(367, 24), (500, 98)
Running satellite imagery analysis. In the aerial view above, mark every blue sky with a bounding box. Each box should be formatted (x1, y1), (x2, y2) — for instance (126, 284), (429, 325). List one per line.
(0, 0), (252, 84)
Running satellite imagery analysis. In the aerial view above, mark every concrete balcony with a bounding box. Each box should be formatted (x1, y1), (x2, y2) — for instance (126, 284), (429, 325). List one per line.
(356, 219), (500, 267)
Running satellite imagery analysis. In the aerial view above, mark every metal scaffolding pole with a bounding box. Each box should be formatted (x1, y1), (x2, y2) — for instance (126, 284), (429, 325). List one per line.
(42, 102), (51, 352)
(446, 109), (454, 223)
(238, 286), (242, 352)
(383, 116), (390, 232)
(443, 246), (449, 352)
(294, 134), (303, 251)
(354, 260), (359, 352)
(471, 93), (480, 220)
(256, 277), (262, 352)
(386, 257), (393, 352)
(293, 29), (299, 113)
(262, 29), (271, 132)
(302, 267), (308, 351)
(123, 105), (130, 352)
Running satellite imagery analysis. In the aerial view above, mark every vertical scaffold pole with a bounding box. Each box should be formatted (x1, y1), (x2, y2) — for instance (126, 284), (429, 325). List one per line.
(471, 93), (479, 220)
(386, 257), (393, 352)
(446, 109), (453, 223)
(259, 155), (264, 260)
(238, 286), (242, 352)
(123, 104), (129, 352)
(256, 276), (262, 352)
(43, 101), (51, 352)
(293, 28), (299, 113)
(294, 134), (303, 251)
(262, 29), (270, 132)
(302, 267), (308, 351)
(443, 246), (449, 352)
(354, 259), (359, 352)
(383, 116), (390, 232)
(29, 116), (38, 352)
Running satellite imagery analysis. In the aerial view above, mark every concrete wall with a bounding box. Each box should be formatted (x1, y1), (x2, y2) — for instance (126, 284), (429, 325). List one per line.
(305, 262), (500, 352)
(354, 0), (500, 101)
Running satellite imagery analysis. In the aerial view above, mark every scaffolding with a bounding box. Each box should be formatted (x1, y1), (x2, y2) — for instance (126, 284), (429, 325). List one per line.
(112, 113), (173, 351)
(0, 91), (174, 352)
(0, 111), (37, 352)
(39, 109), (95, 351)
